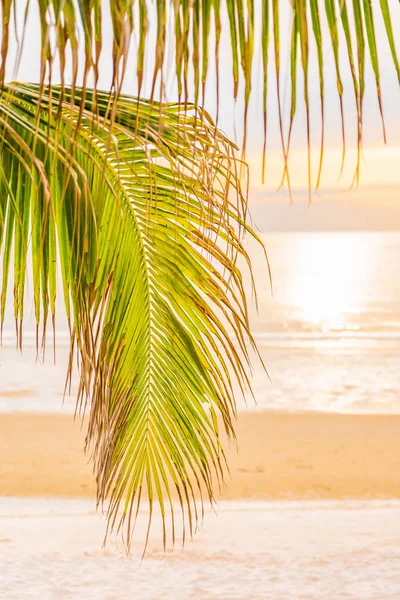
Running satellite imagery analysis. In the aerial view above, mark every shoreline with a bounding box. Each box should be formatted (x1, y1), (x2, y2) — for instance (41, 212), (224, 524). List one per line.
(1, 411), (400, 501)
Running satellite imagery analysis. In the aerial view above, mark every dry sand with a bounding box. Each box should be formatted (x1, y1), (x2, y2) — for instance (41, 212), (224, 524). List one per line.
(1, 411), (400, 500)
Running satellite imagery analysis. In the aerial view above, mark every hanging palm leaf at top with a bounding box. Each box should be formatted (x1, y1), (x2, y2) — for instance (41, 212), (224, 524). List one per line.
(2, 0), (399, 178)
(0, 1), (399, 550)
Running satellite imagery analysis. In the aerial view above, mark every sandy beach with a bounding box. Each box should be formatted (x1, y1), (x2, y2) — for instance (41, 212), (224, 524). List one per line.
(3, 496), (400, 600)
(2, 410), (400, 501)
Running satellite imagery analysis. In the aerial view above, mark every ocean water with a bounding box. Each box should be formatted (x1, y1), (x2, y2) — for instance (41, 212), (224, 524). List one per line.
(0, 231), (399, 414)
(1, 498), (400, 599)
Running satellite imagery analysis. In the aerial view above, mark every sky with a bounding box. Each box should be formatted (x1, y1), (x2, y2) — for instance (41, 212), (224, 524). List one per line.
(4, 0), (400, 231)
(247, 145), (400, 231)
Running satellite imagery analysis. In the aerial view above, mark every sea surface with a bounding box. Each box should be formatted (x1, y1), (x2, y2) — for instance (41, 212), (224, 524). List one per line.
(0, 231), (399, 414)
(1, 497), (400, 599)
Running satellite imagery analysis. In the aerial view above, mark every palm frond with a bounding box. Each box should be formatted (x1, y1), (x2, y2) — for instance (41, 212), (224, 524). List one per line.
(0, 83), (265, 549)
(1, 1), (399, 181)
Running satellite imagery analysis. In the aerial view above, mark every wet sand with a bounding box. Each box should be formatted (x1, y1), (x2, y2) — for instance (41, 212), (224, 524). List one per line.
(1, 411), (400, 500)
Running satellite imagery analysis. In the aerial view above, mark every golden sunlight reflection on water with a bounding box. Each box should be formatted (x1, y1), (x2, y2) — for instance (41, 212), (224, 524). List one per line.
(283, 234), (372, 331)
(246, 232), (400, 335)
(1, 232), (400, 414)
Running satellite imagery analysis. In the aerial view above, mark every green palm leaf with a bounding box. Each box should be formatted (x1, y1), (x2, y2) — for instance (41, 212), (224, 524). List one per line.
(0, 83), (265, 549)
(1, 1), (398, 180)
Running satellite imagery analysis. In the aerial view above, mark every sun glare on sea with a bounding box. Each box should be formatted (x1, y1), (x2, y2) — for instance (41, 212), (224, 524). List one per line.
(280, 233), (374, 333)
